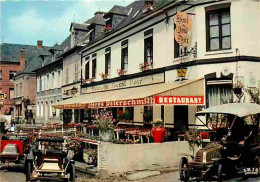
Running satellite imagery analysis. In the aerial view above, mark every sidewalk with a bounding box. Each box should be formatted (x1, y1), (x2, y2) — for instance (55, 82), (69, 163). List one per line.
(75, 167), (179, 182)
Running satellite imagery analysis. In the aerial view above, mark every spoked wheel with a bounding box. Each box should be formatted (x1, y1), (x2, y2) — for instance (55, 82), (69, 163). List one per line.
(67, 164), (75, 182)
(217, 162), (224, 181)
(26, 162), (31, 182)
(179, 157), (190, 181)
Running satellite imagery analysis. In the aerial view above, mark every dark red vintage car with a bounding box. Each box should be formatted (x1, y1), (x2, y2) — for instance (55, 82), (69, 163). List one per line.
(0, 133), (31, 164)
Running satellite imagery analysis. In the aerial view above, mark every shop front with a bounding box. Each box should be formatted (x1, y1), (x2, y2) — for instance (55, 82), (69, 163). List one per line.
(54, 74), (205, 135)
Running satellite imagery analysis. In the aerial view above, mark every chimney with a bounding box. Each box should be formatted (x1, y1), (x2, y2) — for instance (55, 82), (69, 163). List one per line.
(37, 40), (43, 49)
(20, 48), (26, 70)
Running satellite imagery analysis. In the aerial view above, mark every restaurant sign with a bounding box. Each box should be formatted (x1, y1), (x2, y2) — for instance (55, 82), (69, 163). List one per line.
(88, 96), (154, 108)
(155, 96), (204, 105)
(83, 73), (164, 94)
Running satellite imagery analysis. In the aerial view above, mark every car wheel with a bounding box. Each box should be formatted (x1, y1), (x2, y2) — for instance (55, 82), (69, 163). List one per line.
(179, 157), (190, 181)
(69, 164), (75, 182)
(26, 162), (31, 181)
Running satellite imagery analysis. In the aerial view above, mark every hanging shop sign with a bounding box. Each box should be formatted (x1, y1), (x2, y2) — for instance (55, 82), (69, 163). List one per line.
(177, 68), (187, 78)
(154, 96), (204, 105)
(83, 73), (164, 94)
(174, 11), (192, 47)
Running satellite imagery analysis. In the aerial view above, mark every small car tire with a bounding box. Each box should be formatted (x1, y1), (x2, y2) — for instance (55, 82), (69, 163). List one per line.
(26, 162), (31, 182)
(179, 157), (190, 181)
(68, 164), (75, 182)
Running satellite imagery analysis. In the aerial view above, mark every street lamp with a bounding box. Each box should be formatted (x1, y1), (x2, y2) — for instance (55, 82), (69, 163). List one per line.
(70, 87), (78, 96)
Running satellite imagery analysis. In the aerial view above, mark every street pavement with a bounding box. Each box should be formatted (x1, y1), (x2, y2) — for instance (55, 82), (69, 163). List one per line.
(0, 164), (259, 182)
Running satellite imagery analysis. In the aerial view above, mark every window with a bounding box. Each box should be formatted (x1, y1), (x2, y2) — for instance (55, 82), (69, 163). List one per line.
(41, 76), (44, 91)
(144, 29), (153, 66)
(207, 84), (232, 107)
(65, 67), (69, 84)
(206, 7), (231, 51)
(51, 72), (54, 89)
(0, 70), (2, 80)
(9, 71), (16, 80)
(46, 74), (49, 90)
(92, 55), (97, 79)
(57, 71), (61, 88)
(161, 105), (164, 121)
(89, 27), (95, 42)
(56, 100), (60, 117)
(15, 84), (18, 96)
(85, 57), (90, 80)
(121, 40), (128, 72)
(19, 83), (22, 95)
(49, 101), (53, 117)
(125, 107), (134, 120)
(40, 102), (44, 117)
(75, 63), (79, 82)
(143, 106), (153, 123)
(105, 48), (111, 76)
(9, 88), (14, 99)
(37, 77), (40, 92)
(36, 102), (40, 117)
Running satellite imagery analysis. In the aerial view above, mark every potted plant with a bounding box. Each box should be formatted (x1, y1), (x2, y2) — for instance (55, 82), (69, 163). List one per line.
(233, 80), (243, 94)
(117, 110), (125, 122)
(86, 78), (95, 83)
(99, 73), (108, 80)
(93, 110), (115, 142)
(83, 149), (97, 165)
(117, 69), (126, 76)
(152, 119), (166, 143)
(124, 109), (133, 123)
(139, 62), (151, 71)
(104, 24), (112, 33)
(141, 110), (153, 123)
(184, 128), (201, 157)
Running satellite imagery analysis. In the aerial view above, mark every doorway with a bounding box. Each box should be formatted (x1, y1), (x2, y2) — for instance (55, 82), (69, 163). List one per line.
(174, 106), (188, 131)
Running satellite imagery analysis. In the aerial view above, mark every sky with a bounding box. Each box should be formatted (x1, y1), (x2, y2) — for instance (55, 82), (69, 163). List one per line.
(0, 0), (135, 47)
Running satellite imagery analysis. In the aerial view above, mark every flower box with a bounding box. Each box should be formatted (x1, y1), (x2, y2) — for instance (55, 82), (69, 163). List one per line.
(104, 24), (112, 33)
(139, 62), (152, 72)
(117, 69), (127, 76)
(99, 73), (108, 80)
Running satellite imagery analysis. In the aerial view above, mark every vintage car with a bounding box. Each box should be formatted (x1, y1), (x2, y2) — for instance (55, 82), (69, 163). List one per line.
(0, 133), (31, 164)
(25, 137), (75, 182)
(179, 103), (260, 181)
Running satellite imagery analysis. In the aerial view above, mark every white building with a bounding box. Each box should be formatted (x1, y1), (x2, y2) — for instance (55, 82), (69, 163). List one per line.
(35, 40), (68, 123)
(55, 0), (260, 136)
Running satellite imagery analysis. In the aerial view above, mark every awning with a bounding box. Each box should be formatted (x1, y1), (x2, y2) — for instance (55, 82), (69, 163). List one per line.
(196, 103), (260, 117)
(53, 78), (204, 109)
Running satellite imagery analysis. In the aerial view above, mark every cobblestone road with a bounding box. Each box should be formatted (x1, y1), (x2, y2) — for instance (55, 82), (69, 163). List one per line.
(0, 164), (259, 182)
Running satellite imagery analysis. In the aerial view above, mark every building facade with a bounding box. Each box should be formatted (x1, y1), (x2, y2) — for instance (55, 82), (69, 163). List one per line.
(0, 41), (45, 116)
(13, 41), (51, 123)
(53, 0), (260, 135)
(35, 39), (69, 124)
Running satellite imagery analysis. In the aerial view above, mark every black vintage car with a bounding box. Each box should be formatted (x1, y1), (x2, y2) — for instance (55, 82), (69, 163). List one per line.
(179, 103), (260, 181)
(24, 137), (75, 182)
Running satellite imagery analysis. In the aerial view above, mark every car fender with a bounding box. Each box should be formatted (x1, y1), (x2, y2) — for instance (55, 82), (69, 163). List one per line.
(178, 153), (194, 160)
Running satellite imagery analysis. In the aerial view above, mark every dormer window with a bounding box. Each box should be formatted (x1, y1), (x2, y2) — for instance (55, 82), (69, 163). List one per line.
(89, 27), (95, 42)
(104, 16), (113, 33)
(144, 1), (154, 13)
